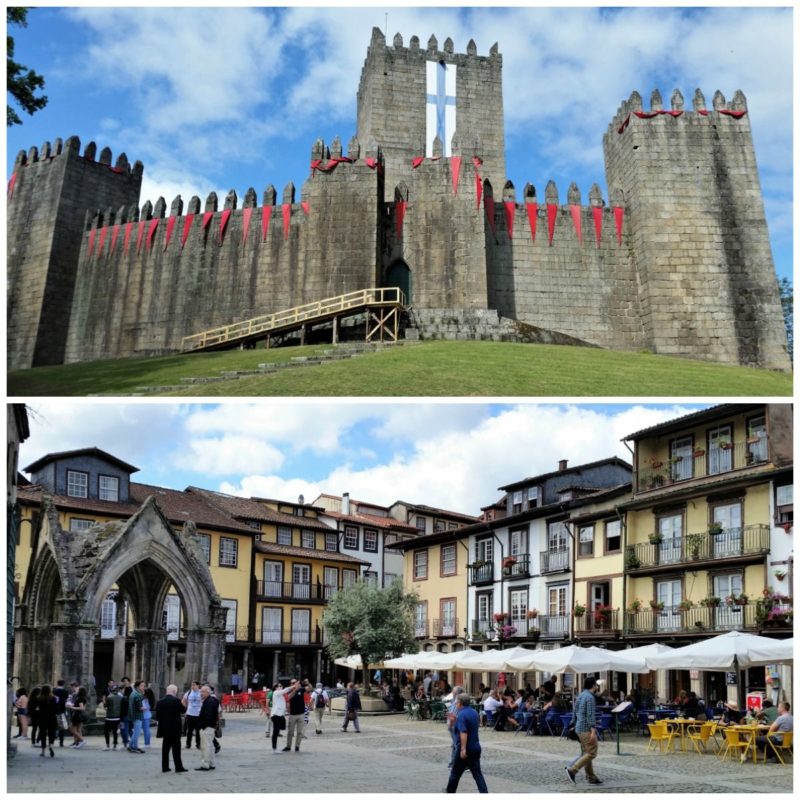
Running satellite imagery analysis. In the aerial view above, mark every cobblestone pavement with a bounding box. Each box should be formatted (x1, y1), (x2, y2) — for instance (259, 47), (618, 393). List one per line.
(6, 710), (794, 794)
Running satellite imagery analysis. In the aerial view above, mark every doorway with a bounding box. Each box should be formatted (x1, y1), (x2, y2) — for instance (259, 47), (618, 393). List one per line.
(387, 261), (411, 303)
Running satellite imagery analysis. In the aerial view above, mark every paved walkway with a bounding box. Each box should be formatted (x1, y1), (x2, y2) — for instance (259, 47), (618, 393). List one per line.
(6, 710), (794, 793)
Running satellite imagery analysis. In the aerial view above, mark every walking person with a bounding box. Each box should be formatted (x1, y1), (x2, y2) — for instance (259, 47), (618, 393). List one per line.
(446, 686), (465, 770)
(127, 680), (146, 753)
(37, 685), (58, 758)
(119, 686), (132, 749)
(155, 684), (188, 773)
(341, 682), (362, 733)
(309, 683), (330, 734)
(195, 685), (220, 771)
(52, 680), (69, 747)
(28, 687), (42, 747)
(283, 679), (306, 752)
(68, 687), (88, 748)
(103, 685), (123, 750)
(565, 677), (603, 785)
(14, 688), (30, 739)
(142, 685), (156, 750)
(270, 681), (296, 753)
(446, 694), (489, 793)
(182, 681), (202, 750)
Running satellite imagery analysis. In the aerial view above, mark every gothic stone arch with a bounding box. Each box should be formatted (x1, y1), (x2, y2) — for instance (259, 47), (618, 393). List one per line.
(14, 495), (228, 713)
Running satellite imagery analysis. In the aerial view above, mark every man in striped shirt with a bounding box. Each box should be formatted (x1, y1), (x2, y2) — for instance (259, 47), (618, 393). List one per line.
(565, 677), (603, 785)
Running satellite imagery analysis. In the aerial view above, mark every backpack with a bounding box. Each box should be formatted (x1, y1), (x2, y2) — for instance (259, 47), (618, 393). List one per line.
(316, 692), (327, 709)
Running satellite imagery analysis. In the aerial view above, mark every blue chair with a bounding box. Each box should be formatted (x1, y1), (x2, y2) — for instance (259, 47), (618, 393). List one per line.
(595, 713), (613, 741)
(543, 709), (563, 736)
(559, 713), (575, 739)
(514, 712), (534, 735)
(482, 709), (495, 728)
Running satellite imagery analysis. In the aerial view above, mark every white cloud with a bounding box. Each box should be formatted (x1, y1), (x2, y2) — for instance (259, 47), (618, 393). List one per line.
(174, 435), (285, 477)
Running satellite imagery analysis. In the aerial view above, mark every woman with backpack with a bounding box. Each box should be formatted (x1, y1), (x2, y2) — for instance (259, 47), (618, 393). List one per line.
(69, 687), (88, 748)
(37, 685), (58, 757)
(310, 683), (330, 734)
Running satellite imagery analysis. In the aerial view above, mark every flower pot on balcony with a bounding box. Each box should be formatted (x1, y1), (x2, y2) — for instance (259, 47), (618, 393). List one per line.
(708, 524), (724, 536)
(526, 631), (541, 642)
(693, 449), (706, 457)
(648, 534), (663, 545)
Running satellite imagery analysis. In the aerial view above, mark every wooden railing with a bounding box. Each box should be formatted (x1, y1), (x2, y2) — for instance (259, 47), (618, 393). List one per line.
(181, 287), (405, 352)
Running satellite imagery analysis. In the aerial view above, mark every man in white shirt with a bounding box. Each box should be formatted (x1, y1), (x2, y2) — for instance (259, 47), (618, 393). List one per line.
(309, 683), (330, 735)
(481, 691), (503, 727)
(181, 681), (202, 750)
(269, 681), (299, 753)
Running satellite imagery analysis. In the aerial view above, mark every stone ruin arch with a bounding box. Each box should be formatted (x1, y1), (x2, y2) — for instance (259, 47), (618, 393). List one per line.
(14, 495), (228, 714)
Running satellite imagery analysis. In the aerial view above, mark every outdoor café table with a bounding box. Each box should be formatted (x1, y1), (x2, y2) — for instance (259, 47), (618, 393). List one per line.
(655, 709), (678, 720)
(665, 717), (701, 752)
(732, 723), (771, 764)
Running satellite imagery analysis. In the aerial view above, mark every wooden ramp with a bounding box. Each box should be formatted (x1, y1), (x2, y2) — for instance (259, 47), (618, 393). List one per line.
(181, 287), (406, 353)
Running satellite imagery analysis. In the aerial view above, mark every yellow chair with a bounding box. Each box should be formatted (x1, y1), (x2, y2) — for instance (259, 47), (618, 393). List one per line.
(687, 722), (719, 754)
(718, 728), (749, 762)
(647, 721), (677, 754)
(763, 731), (793, 765)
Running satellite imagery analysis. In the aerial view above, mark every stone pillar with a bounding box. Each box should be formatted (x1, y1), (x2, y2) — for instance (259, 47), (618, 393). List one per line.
(51, 622), (98, 716)
(315, 650), (322, 683)
(132, 628), (168, 696)
(332, 317), (339, 344)
(169, 647), (178, 686)
(242, 648), (250, 690)
(300, 325), (307, 346)
(272, 651), (281, 686)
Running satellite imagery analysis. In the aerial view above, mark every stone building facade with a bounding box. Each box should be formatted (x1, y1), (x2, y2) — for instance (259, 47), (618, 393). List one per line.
(6, 28), (790, 371)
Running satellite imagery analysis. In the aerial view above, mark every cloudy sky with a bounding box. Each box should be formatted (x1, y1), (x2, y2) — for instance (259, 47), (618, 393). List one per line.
(6, 5), (792, 281)
(21, 402), (705, 514)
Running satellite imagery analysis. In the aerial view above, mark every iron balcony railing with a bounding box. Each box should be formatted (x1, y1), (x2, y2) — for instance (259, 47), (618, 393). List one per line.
(432, 618), (460, 637)
(468, 562), (495, 585)
(501, 554), (531, 578)
(470, 618), (541, 641)
(635, 438), (769, 493)
(537, 614), (571, 639)
(414, 620), (430, 638)
(574, 609), (620, 634)
(540, 548), (570, 574)
(623, 603), (773, 636)
(233, 624), (323, 645)
(255, 580), (332, 602)
(625, 524), (770, 571)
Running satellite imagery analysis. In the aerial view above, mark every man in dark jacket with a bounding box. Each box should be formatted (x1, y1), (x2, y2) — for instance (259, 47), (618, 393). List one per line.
(341, 682), (362, 733)
(156, 685), (188, 773)
(195, 684), (220, 771)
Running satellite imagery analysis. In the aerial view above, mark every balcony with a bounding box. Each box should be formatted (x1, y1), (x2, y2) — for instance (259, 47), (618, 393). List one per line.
(540, 548), (570, 574)
(574, 609), (621, 637)
(414, 620), (430, 638)
(501, 554), (531, 579)
(635, 438), (769, 494)
(233, 625), (323, 646)
(432, 617), (460, 637)
(625, 525), (769, 574)
(537, 614), (570, 640)
(470, 618), (541, 643)
(468, 562), (495, 585)
(255, 580), (330, 603)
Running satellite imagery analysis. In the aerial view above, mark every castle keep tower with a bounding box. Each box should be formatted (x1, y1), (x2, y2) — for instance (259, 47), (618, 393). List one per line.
(357, 28), (506, 199)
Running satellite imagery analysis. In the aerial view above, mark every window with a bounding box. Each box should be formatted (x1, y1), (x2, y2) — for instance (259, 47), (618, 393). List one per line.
(301, 530), (315, 549)
(605, 520), (621, 553)
(415, 601), (428, 637)
(475, 538), (493, 563)
(221, 599), (237, 642)
(656, 580), (682, 632)
(100, 592), (116, 638)
(277, 526), (292, 546)
(98, 475), (119, 502)
(163, 594), (180, 641)
(547, 521), (568, 552)
(440, 543), (457, 576)
(448, 522), (458, 530)
(527, 486), (539, 510)
(363, 528), (378, 552)
(512, 491), (523, 514)
(671, 435), (694, 480)
(363, 571), (378, 586)
(747, 415), (768, 463)
(69, 518), (94, 532)
(66, 470), (88, 498)
(323, 566), (339, 599)
(291, 609), (311, 645)
(343, 525), (359, 550)
(342, 569), (357, 587)
(434, 519), (445, 532)
(325, 532), (338, 552)
(195, 533), (211, 564)
(383, 573), (399, 587)
(510, 527), (527, 557)
(578, 525), (594, 557)
(245, 519), (261, 530)
(708, 427), (732, 475)
(219, 537), (238, 568)
(293, 564), (311, 599)
(261, 607), (282, 644)
(415, 516), (427, 531)
(413, 549), (428, 580)
(548, 584), (567, 616)
(384, 533), (398, 546)
(262, 561), (283, 596)
(476, 594), (492, 634)
(510, 589), (528, 632)
(294, 507), (305, 517)
(712, 501), (743, 557)
(440, 598), (456, 636)
(776, 484), (793, 525)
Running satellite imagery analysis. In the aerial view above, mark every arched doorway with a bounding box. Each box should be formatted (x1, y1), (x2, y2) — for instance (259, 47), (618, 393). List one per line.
(387, 260), (412, 304)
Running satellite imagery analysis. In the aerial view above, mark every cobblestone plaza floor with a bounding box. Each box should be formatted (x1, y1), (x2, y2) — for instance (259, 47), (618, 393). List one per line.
(6, 710), (794, 794)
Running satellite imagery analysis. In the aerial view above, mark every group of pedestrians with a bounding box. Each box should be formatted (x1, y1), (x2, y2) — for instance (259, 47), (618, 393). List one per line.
(13, 680), (89, 755)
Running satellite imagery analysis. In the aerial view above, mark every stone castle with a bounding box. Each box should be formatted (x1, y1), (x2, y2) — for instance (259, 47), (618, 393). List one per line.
(6, 28), (790, 371)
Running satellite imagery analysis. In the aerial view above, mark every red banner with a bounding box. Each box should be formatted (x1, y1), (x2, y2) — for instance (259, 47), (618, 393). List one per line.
(592, 206), (603, 247)
(450, 156), (461, 196)
(569, 205), (582, 244)
(301, 201), (309, 215)
(395, 201), (407, 239)
(164, 216), (177, 251)
(218, 209), (232, 245)
(96, 226), (108, 258)
(364, 157), (378, 170)
(261, 206), (272, 241)
(485, 196), (496, 235)
(525, 202), (538, 242)
(411, 157), (425, 169)
(123, 222), (134, 255)
(546, 204), (558, 246)
(109, 224), (120, 256)
(282, 203), (291, 240)
(503, 201), (515, 238)
(136, 220), (146, 254)
(181, 214), (195, 250)
(719, 109), (747, 118)
(87, 229), (97, 258)
(201, 212), (214, 231)
(8, 172), (17, 201)
(312, 157), (353, 173)
(146, 219), (159, 251)
(614, 206), (624, 245)
(242, 207), (252, 244)
(475, 174), (483, 209)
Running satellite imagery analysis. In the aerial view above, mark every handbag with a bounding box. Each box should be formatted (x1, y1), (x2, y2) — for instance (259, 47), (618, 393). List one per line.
(347, 710), (356, 721)
(566, 724), (578, 741)
(214, 722), (223, 738)
(57, 713), (69, 731)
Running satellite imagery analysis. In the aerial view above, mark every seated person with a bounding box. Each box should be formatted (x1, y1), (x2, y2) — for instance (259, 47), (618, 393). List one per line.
(481, 691), (503, 727)
(684, 692), (705, 720)
(720, 700), (745, 725)
(755, 701), (793, 761)
(757, 700), (779, 725)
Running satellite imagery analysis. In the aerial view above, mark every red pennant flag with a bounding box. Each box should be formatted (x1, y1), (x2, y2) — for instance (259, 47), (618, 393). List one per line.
(136, 220), (146, 254)
(218, 209), (232, 245)
(242, 207), (253, 244)
(471, 156), (483, 168)
(719, 109), (747, 118)
(146, 218), (159, 251)
(634, 111), (660, 120)
(123, 222), (134, 255)
(569, 205), (582, 244)
(164, 216), (177, 250)
(450, 156), (462, 196)
(8, 172), (17, 200)
(201, 212), (214, 231)
(109, 224), (120, 256)
(301, 201), (309, 215)
(475, 174), (483, 209)
(364, 158), (378, 170)
(613, 207), (624, 245)
(181, 214), (195, 249)
(592, 207), (603, 247)
(395, 201), (407, 238)
(96, 227), (108, 258)
(697, 109), (709, 116)
(282, 203), (291, 240)
(503, 201), (515, 238)
(87, 229), (97, 258)
(411, 157), (425, 169)
(485, 196), (496, 235)
(617, 114), (631, 134)
(525, 202), (538, 242)
(310, 159), (323, 172)
(261, 205), (273, 241)
(546, 204), (558, 246)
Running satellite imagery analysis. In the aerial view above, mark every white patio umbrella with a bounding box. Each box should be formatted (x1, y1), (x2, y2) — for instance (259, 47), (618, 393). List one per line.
(646, 630), (794, 671)
(333, 654), (384, 669)
(611, 643), (677, 670)
(449, 646), (537, 672)
(504, 644), (648, 673)
(383, 651), (440, 670)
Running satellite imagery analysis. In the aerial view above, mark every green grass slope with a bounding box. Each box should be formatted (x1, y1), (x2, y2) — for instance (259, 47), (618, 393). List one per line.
(8, 341), (792, 397)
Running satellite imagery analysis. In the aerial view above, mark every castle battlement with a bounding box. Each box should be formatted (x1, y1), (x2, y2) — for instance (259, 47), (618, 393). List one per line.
(367, 27), (500, 63)
(13, 135), (143, 178)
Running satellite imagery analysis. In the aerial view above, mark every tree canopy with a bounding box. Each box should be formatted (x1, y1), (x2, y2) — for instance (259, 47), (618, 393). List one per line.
(7, 7), (48, 127)
(778, 277), (793, 361)
(323, 579), (419, 692)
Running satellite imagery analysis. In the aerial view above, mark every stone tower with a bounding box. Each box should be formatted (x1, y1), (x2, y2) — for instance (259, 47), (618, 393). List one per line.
(6, 137), (142, 370)
(603, 88), (790, 370)
(357, 28), (505, 201)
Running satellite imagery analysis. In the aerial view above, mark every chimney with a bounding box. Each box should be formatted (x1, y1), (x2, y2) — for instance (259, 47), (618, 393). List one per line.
(342, 492), (350, 515)
(298, 494), (305, 506)
(558, 459), (568, 472)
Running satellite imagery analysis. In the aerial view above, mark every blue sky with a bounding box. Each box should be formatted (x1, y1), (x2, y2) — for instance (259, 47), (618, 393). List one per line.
(21, 402), (707, 514)
(6, 6), (792, 282)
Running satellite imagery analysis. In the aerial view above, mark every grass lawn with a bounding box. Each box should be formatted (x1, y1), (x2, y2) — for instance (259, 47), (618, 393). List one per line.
(7, 340), (793, 397)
